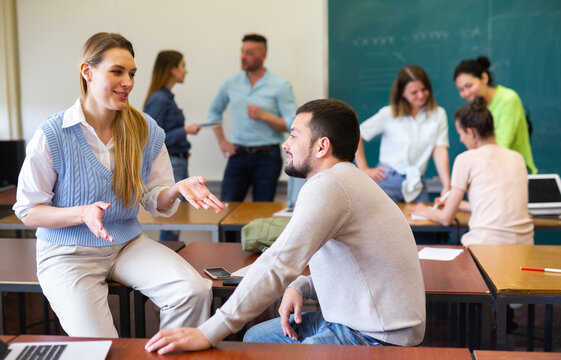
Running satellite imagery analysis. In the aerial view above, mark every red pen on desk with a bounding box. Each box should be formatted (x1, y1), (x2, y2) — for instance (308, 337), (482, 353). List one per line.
(521, 267), (561, 273)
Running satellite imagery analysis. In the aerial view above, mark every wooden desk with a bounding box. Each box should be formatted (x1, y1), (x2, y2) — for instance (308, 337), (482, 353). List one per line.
(0, 202), (240, 242)
(0, 238), (184, 337)
(399, 203), (461, 242)
(454, 213), (561, 238)
(10, 335), (473, 359)
(420, 245), (491, 349)
(180, 242), (491, 349)
(0, 213), (33, 231)
(0, 186), (16, 207)
(220, 202), (464, 244)
(474, 350), (561, 359)
(470, 245), (561, 350)
(178, 242), (258, 298)
(401, 204), (561, 244)
(138, 202), (239, 242)
(531, 215), (561, 233)
(219, 202), (286, 242)
(0, 335), (14, 343)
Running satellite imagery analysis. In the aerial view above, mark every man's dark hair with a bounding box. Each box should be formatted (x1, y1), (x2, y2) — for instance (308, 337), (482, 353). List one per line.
(296, 99), (360, 162)
(242, 34), (267, 50)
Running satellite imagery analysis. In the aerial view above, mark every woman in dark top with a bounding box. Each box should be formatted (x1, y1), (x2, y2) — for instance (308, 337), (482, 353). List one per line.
(144, 50), (200, 240)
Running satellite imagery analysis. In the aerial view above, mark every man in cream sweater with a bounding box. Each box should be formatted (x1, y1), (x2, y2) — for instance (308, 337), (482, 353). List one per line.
(146, 99), (425, 354)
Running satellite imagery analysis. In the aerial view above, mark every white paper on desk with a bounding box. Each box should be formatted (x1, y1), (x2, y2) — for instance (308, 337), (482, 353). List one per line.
(231, 264), (252, 277)
(418, 247), (463, 261)
(410, 214), (429, 220)
(273, 207), (293, 218)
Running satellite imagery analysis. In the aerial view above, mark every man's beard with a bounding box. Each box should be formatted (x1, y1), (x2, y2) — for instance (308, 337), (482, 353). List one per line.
(284, 159), (312, 178)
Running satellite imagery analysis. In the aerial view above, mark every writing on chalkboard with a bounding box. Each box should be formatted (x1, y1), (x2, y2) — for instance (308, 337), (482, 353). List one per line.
(351, 27), (483, 48)
(411, 31), (449, 41)
(459, 27), (483, 39)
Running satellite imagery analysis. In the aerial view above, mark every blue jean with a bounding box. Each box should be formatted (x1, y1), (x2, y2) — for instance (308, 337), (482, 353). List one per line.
(376, 164), (429, 203)
(377, 164), (440, 243)
(220, 146), (282, 202)
(243, 312), (382, 346)
(160, 155), (188, 241)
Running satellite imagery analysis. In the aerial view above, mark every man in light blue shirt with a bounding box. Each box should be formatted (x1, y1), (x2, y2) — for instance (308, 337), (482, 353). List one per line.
(208, 34), (297, 202)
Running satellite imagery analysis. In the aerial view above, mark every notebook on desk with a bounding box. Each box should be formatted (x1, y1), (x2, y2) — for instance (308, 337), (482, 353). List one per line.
(528, 174), (561, 216)
(0, 339), (111, 360)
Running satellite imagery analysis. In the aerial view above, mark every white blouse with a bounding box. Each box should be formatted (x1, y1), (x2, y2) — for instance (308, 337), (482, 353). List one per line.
(13, 98), (179, 219)
(360, 105), (449, 175)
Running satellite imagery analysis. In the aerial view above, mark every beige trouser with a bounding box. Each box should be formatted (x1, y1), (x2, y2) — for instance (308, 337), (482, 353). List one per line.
(36, 234), (212, 338)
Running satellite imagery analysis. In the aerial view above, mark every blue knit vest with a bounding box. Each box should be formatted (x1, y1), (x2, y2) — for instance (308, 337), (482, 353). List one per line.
(36, 112), (165, 247)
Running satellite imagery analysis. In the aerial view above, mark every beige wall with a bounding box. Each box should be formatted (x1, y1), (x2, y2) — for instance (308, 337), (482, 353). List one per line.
(15, 0), (327, 180)
(0, 0), (21, 139)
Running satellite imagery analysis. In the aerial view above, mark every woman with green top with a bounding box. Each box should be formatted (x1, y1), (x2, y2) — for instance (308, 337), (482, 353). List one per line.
(453, 56), (537, 173)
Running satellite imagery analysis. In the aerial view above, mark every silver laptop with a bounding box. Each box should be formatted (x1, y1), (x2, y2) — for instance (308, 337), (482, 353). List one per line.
(0, 339), (111, 360)
(528, 174), (561, 216)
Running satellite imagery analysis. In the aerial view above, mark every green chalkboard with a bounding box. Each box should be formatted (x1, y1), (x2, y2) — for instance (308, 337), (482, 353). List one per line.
(329, 0), (561, 176)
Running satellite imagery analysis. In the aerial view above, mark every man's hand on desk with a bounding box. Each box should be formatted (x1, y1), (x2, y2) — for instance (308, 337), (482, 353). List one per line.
(145, 327), (211, 354)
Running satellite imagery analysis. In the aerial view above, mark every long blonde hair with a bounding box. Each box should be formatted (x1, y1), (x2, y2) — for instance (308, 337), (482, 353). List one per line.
(143, 50), (183, 110)
(80, 32), (148, 208)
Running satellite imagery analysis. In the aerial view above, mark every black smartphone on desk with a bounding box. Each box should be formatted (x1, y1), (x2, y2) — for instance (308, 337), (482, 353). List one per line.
(204, 267), (231, 279)
(223, 277), (242, 286)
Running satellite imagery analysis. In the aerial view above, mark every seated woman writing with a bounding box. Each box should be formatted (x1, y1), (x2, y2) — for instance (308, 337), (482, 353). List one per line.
(410, 96), (533, 246)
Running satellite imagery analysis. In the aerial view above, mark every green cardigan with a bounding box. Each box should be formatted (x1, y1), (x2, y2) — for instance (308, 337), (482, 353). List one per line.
(488, 85), (537, 174)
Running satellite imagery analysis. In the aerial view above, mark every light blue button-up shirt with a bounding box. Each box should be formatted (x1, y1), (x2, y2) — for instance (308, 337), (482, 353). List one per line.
(208, 70), (297, 146)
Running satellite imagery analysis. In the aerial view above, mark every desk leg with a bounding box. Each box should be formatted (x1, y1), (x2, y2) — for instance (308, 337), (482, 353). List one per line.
(18, 293), (26, 334)
(496, 297), (507, 350)
(468, 303), (477, 349)
(449, 303), (458, 346)
(0, 292), (4, 334)
(114, 288), (131, 338)
(527, 304), (535, 351)
(134, 291), (147, 338)
(54, 315), (62, 335)
(459, 303), (466, 347)
(481, 299), (491, 349)
(545, 304), (553, 352)
(43, 296), (50, 334)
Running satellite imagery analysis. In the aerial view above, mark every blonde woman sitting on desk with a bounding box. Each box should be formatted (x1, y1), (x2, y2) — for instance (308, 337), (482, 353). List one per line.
(13, 32), (224, 338)
(410, 96), (534, 246)
(355, 65), (450, 203)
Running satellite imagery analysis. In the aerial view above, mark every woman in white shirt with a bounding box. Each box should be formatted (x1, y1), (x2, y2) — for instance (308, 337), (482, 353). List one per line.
(410, 96), (533, 246)
(355, 65), (450, 202)
(13, 32), (223, 338)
